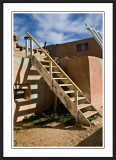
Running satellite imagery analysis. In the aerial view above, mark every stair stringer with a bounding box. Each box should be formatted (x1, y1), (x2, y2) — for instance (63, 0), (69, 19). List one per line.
(78, 110), (90, 125)
(53, 68), (102, 118)
(31, 56), (90, 125)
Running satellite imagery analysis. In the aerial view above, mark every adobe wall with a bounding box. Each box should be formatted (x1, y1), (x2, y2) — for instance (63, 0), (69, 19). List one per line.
(46, 44), (56, 58)
(13, 56), (55, 123)
(88, 57), (103, 110)
(60, 56), (103, 111)
(47, 38), (102, 58)
(13, 33), (19, 55)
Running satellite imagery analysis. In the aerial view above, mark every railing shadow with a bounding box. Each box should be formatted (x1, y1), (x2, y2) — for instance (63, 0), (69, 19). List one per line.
(14, 118), (88, 131)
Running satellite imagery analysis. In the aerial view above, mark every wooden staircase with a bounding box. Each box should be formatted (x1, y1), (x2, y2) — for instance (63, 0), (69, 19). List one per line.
(26, 32), (102, 125)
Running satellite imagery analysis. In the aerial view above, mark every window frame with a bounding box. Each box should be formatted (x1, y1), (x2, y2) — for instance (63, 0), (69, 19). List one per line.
(76, 43), (88, 52)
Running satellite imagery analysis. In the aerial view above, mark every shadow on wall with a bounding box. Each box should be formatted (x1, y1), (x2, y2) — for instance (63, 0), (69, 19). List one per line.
(60, 56), (91, 101)
(14, 58), (55, 123)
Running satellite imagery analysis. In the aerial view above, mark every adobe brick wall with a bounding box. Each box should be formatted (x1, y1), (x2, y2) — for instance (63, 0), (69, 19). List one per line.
(46, 44), (56, 58)
(47, 38), (102, 58)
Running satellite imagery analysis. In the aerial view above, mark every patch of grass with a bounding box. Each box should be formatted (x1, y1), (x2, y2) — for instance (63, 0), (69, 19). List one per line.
(23, 113), (39, 123)
(23, 105), (76, 126)
(59, 117), (68, 123)
(32, 118), (54, 125)
(23, 116), (28, 122)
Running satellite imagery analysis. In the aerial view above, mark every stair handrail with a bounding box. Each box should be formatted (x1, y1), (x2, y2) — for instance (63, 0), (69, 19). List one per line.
(27, 32), (89, 98)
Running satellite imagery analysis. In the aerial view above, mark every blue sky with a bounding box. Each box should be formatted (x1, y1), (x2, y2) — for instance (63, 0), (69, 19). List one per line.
(13, 13), (103, 47)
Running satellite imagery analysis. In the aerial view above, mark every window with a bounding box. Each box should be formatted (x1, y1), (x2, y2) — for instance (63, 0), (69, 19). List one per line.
(77, 43), (88, 52)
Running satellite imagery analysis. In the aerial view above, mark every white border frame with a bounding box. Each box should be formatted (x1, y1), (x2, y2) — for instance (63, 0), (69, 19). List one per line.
(3, 3), (113, 157)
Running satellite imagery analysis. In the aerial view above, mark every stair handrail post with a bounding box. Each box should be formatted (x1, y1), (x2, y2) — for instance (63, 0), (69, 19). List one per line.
(30, 37), (33, 57)
(75, 89), (79, 122)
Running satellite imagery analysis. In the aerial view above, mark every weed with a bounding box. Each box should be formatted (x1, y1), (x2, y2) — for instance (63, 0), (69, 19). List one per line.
(59, 117), (67, 123)
(32, 118), (54, 125)
(23, 116), (28, 122)
(88, 115), (98, 122)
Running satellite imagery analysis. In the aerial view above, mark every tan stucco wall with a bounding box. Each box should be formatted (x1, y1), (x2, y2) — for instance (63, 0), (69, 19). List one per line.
(13, 33), (19, 55)
(13, 56), (55, 122)
(89, 57), (103, 110)
(60, 56), (103, 110)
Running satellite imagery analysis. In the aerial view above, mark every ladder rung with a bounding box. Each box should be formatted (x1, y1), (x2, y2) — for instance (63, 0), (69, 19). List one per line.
(64, 90), (74, 94)
(59, 84), (73, 87)
(53, 78), (67, 80)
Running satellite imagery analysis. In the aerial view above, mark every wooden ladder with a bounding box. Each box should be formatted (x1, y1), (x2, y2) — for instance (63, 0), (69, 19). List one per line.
(27, 32), (102, 125)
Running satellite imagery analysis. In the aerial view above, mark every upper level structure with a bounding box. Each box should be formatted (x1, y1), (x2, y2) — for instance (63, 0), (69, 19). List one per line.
(46, 37), (102, 59)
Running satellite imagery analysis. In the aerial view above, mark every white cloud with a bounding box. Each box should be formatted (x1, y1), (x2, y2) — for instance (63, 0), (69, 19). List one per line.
(13, 15), (29, 46)
(13, 13), (103, 47)
(14, 26), (28, 46)
(31, 13), (103, 45)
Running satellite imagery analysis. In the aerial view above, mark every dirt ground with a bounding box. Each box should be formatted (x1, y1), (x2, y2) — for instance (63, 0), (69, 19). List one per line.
(13, 111), (103, 147)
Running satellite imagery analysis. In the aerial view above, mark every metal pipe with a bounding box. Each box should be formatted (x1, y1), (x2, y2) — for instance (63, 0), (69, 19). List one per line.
(30, 38), (33, 57)
(24, 36), (30, 57)
(85, 24), (103, 49)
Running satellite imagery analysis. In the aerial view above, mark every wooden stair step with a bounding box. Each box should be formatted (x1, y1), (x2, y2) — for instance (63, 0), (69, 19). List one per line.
(70, 97), (85, 102)
(59, 84), (73, 87)
(53, 78), (67, 80)
(35, 54), (47, 58)
(83, 111), (98, 118)
(64, 90), (74, 94)
(70, 97), (75, 101)
(43, 65), (57, 68)
(39, 60), (49, 63)
(78, 103), (91, 109)
(52, 72), (61, 74)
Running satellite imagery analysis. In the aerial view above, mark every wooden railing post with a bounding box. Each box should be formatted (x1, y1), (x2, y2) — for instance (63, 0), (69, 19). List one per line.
(30, 38), (33, 57)
(75, 89), (79, 122)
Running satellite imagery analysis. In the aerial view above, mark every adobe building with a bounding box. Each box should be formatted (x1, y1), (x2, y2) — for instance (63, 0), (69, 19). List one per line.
(46, 37), (103, 111)
(46, 37), (102, 58)
(13, 33), (103, 123)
